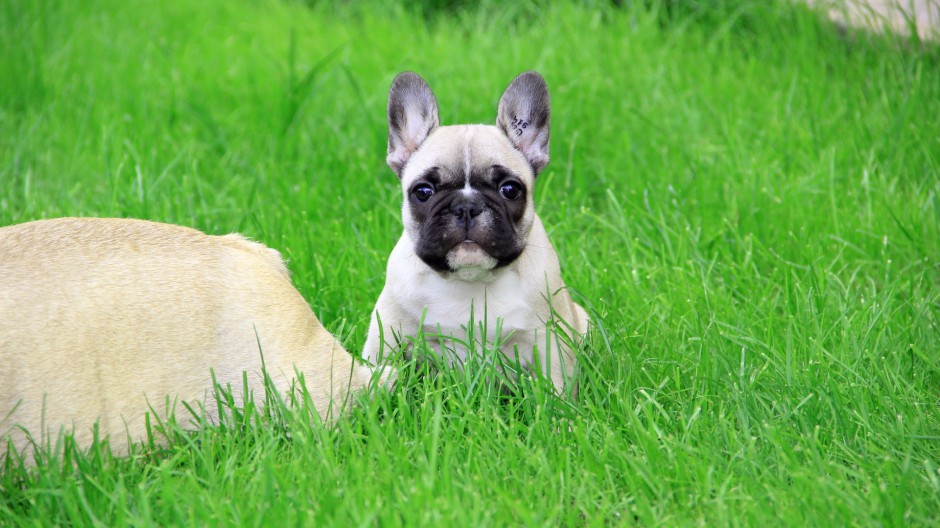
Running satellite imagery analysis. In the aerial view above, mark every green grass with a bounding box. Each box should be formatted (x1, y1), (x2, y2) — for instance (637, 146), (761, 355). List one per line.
(2, 0), (939, 524)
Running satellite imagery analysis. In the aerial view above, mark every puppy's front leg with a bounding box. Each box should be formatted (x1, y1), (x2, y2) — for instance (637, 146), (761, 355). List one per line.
(503, 332), (577, 396)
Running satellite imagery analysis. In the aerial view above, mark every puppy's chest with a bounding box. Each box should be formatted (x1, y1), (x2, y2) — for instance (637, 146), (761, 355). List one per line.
(409, 278), (542, 342)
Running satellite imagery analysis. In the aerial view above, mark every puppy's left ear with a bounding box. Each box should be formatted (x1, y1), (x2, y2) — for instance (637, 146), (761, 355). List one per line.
(387, 72), (440, 178)
(496, 71), (550, 175)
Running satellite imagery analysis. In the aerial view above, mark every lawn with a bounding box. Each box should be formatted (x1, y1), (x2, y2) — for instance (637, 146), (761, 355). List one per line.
(1, 0), (938, 525)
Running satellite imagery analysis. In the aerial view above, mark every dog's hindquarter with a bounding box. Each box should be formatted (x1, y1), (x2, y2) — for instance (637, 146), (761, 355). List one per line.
(0, 218), (379, 455)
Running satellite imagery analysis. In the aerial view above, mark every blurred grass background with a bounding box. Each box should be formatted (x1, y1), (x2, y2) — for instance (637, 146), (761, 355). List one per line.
(1, 0), (938, 525)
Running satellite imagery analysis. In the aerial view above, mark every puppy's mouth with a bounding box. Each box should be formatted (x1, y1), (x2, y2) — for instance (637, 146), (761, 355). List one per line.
(445, 240), (497, 272)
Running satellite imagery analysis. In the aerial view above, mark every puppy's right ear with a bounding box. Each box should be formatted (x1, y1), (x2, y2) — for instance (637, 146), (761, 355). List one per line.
(387, 72), (439, 177)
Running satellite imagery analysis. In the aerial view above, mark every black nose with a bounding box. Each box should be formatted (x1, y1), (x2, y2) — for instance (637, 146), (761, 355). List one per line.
(451, 200), (483, 227)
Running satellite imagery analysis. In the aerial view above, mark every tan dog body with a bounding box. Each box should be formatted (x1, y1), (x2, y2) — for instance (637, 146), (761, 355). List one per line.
(0, 218), (382, 455)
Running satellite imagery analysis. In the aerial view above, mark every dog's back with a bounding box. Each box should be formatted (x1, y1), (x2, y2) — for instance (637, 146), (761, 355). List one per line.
(0, 218), (382, 456)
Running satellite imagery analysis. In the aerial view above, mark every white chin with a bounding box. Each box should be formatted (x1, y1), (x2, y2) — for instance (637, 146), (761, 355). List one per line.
(445, 242), (497, 279)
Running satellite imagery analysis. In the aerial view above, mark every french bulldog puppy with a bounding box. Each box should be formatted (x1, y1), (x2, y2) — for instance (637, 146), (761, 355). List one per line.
(0, 218), (391, 458)
(362, 71), (588, 395)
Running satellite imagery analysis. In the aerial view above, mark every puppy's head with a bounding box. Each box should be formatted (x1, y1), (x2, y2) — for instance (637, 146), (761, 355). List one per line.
(385, 71), (550, 278)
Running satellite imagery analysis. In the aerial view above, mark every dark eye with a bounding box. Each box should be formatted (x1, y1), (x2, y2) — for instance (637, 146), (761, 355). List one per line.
(412, 184), (435, 203)
(499, 181), (523, 200)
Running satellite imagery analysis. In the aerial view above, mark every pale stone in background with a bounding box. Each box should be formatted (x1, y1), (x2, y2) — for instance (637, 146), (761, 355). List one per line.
(806, 0), (938, 39)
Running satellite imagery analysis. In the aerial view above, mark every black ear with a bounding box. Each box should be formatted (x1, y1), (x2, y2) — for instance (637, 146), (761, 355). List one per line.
(496, 71), (550, 175)
(387, 72), (439, 177)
